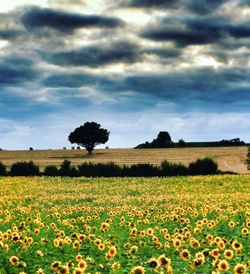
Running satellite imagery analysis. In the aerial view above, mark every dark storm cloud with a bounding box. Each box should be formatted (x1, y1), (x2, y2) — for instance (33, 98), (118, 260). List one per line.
(112, 67), (250, 112)
(185, 0), (227, 15)
(118, 0), (226, 14)
(0, 56), (39, 87)
(143, 48), (181, 59)
(141, 17), (250, 46)
(42, 73), (99, 88)
(41, 65), (250, 112)
(123, 0), (180, 8)
(0, 29), (24, 40)
(21, 6), (124, 32)
(42, 41), (141, 67)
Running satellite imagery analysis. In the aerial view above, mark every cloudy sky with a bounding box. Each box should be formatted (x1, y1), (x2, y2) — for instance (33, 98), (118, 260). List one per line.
(1, 0), (250, 149)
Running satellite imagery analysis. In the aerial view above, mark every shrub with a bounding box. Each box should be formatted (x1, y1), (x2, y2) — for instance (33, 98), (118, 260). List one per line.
(78, 162), (96, 177)
(122, 164), (160, 177)
(94, 162), (122, 177)
(78, 162), (121, 177)
(161, 160), (188, 176)
(0, 162), (6, 176)
(44, 165), (58, 176)
(29, 147), (33, 151)
(188, 157), (218, 175)
(10, 161), (40, 176)
(70, 167), (80, 177)
(58, 160), (79, 177)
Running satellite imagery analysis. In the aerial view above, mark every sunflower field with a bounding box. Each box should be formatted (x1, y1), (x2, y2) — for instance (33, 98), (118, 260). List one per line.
(0, 175), (249, 273)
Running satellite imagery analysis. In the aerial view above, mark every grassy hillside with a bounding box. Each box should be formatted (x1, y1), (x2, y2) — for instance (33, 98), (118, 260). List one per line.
(0, 146), (248, 173)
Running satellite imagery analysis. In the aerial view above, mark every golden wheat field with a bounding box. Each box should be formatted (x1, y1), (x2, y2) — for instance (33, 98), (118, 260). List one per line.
(0, 175), (249, 273)
(0, 146), (248, 174)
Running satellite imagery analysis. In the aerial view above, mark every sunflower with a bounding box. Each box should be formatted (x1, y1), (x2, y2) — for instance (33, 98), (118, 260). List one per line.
(140, 230), (146, 237)
(66, 261), (74, 268)
(78, 234), (86, 242)
(217, 260), (230, 272)
(164, 234), (171, 240)
(98, 243), (105, 251)
(180, 249), (191, 261)
(41, 238), (47, 244)
(36, 269), (45, 274)
(148, 257), (159, 269)
(57, 266), (69, 274)
(105, 253), (112, 261)
(195, 252), (205, 263)
(72, 268), (84, 274)
(232, 241), (242, 251)
(51, 261), (62, 271)
(36, 250), (43, 256)
(211, 248), (220, 258)
(130, 227), (137, 236)
(158, 254), (171, 267)
(120, 216), (125, 222)
(164, 242), (170, 250)
(108, 246), (117, 257)
(167, 265), (173, 274)
(100, 222), (110, 231)
(9, 256), (19, 265)
(59, 231), (65, 237)
(130, 266), (146, 274)
(233, 264), (246, 274)
(154, 241), (162, 248)
(173, 239), (182, 249)
(75, 254), (83, 261)
(147, 228), (154, 236)
(224, 249), (234, 260)
(214, 237), (222, 244)
(241, 227), (248, 235)
(130, 245), (138, 253)
(34, 228), (40, 235)
(53, 239), (60, 248)
(218, 241), (226, 250)
(94, 238), (101, 246)
(77, 260), (87, 270)
(190, 238), (200, 249)
(73, 240), (80, 249)
(190, 258), (204, 268)
(12, 234), (20, 242)
(111, 262), (120, 270)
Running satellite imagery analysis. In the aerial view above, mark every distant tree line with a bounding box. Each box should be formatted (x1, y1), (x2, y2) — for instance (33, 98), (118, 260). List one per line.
(135, 132), (246, 149)
(0, 157), (220, 177)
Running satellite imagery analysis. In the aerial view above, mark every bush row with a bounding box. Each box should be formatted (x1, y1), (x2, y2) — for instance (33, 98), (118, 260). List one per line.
(246, 146), (250, 170)
(0, 157), (218, 177)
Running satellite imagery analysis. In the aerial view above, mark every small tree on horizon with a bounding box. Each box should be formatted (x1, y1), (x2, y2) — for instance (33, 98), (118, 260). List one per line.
(68, 122), (109, 154)
(152, 131), (172, 147)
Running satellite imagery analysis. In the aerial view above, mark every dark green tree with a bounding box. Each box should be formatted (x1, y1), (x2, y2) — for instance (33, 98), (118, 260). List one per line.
(152, 131), (172, 147)
(68, 122), (109, 154)
(0, 162), (6, 176)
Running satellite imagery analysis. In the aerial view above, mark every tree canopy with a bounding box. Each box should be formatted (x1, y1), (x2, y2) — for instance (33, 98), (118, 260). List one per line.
(135, 131), (173, 149)
(68, 122), (109, 154)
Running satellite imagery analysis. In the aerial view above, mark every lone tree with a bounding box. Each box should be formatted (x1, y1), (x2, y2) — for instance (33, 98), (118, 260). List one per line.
(68, 122), (109, 154)
(153, 131), (172, 147)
